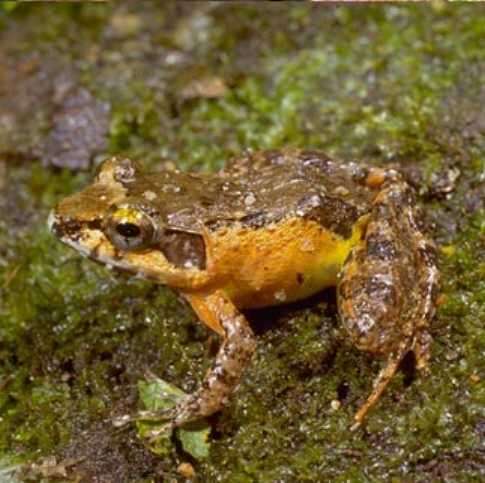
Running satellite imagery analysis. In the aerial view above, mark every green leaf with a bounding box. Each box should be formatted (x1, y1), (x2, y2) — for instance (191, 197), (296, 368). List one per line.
(136, 377), (211, 460)
(138, 377), (185, 411)
(177, 423), (211, 460)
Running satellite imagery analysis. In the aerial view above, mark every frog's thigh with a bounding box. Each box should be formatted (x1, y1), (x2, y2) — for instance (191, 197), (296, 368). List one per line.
(186, 292), (226, 337)
(337, 219), (412, 356)
(338, 233), (412, 428)
(175, 291), (256, 426)
(337, 181), (438, 426)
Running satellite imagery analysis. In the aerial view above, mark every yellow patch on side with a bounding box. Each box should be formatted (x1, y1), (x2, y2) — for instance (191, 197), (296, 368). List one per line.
(202, 215), (368, 309)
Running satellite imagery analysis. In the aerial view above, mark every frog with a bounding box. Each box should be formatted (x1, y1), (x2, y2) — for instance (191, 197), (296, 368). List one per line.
(48, 149), (439, 429)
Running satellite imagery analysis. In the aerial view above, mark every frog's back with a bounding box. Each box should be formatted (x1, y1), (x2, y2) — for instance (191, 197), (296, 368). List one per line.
(143, 149), (375, 239)
(217, 149), (374, 237)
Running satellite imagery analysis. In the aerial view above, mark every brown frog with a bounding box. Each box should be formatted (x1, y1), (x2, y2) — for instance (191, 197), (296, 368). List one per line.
(48, 149), (439, 429)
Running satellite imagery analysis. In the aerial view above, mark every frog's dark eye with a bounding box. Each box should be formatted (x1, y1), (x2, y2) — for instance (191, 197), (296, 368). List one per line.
(116, 222), (141, 238)
(106, 207), (156, 251)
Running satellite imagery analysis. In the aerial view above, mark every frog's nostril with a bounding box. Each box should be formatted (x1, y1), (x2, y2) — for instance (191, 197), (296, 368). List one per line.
(47, 211), (64, 238)
(48, 211), (82, 240)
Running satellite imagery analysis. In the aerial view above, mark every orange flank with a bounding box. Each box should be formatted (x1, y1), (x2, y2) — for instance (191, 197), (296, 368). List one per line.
(197, 216), (366, 309)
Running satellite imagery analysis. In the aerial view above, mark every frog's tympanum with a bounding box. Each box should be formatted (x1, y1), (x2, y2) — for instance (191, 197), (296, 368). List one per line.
(49, 149), (439, 429)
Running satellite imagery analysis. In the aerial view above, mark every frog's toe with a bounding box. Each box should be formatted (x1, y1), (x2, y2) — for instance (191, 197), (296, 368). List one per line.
(414, 329), (432, 373)
(112, 413), (135, 428)
(147, 421), (174, 442)
(112, 407), (178, 429)
(350, 420), (362, 432)
(137, 407), (178, 422)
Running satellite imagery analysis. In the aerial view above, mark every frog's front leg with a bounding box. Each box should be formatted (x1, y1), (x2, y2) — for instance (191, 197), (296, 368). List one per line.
(172, 290), (256, 427)
(338, 179), (439, 428)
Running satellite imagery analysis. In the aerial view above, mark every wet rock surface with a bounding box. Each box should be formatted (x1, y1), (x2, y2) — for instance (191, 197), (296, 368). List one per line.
(41, 86), (110, 170)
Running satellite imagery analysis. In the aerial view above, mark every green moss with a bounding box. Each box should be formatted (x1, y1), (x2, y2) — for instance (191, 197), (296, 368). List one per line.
(1, 2), (17, 14)
(108, 87), (167, 162)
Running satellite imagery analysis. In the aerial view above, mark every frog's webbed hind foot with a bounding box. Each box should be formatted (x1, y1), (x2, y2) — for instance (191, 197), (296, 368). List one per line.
(338, 178), (439, 428)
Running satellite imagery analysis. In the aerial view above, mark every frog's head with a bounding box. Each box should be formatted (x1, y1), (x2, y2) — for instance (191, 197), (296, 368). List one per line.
(48, 157), (209, 289)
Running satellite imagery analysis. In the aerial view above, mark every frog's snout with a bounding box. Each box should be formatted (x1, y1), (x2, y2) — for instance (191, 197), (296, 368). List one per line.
(48, 209), (83, 242)
(48, 209), (63, 238)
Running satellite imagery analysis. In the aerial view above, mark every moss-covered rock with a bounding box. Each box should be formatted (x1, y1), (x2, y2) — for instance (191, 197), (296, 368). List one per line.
(0, 2), (483, 481)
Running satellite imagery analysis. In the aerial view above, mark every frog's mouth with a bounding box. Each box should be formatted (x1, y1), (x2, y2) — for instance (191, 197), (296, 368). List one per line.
(48, 210), (209, 289)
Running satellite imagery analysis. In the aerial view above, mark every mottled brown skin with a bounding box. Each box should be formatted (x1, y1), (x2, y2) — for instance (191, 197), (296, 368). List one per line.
(338, 177), (439, 427)
(49, 149), (439, 429)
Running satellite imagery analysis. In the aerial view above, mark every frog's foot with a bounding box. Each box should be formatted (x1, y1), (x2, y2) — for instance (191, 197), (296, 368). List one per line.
(413, 328), (432, 374)
(351, 328), (432, 430)
(172, 290), (257, 427)
(350, 340), (410, 431)
(112, 407), (177, 430)
(122, 409), (175, 442)
(338, 178), (439, 428)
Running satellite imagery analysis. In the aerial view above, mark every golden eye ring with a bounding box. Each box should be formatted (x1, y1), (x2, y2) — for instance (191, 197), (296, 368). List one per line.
(106, 205), (156, 251)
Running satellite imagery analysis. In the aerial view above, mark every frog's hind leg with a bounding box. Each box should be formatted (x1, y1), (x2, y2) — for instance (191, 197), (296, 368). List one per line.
(351, 326), (432, 429)
(351, 339), (410, 430)
(338, 179), (439, 428)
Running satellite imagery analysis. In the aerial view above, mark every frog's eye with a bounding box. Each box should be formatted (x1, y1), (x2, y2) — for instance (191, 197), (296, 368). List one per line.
(106, 207), (156, 251)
